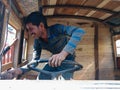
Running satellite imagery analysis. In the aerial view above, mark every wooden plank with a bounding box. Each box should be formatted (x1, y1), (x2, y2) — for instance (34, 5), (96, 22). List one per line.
(44, 0), (57, 15)
(100, 13), (112, 20)
(15, 0), (38, 16)
(74, 0), (88, 15)
(84, 0), (103, 6)
(54, 0), (68, 14)
(86, 0), (111, 16)
(103, 1), (120, 10)
(100, 4), (120, 20)
(114, 6), (120, 12)
(88, 0), (120, 19)
(75, 0), (102, 15)
(97, 0), (111, 8)
(59, 0), (84, 15)
(2, 63), (12, 71)
(91, 11), (106, 19)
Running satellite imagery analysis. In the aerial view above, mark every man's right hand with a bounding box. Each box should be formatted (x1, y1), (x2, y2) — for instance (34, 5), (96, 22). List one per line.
(0, 68), (23, 80)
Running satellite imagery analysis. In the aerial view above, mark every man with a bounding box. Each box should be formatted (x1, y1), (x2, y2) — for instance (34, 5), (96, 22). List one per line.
(1, 11), (85, 80)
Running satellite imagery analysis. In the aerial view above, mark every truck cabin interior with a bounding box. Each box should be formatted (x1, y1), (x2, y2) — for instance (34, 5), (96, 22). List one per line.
(0, 0), (120, 80)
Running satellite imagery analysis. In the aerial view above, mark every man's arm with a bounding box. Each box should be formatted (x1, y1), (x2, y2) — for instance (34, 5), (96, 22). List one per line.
(32, 39), (42, 60)
(50, 24), (85, 54)
(56, 24), (85, 54)
(49, 24), (85, 67)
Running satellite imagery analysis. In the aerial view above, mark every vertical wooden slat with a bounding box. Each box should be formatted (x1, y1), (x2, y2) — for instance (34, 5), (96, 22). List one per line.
(2, 56), (5, 64)
(1, 45), (15, 65)
(11, 46), (14, 62)
(7, 51), (9, 63)
(18, 30), (24, 64)
(94, 22), (99, 80)
(110, 27), (116, 70)
(9, 49), (11, 63)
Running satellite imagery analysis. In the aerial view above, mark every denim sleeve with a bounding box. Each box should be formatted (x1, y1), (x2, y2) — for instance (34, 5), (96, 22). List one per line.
(2, 46), (10, 55)
(54, 24), (85, 54)
(32, 39), (42, 60)
(20, 65), (30, 74)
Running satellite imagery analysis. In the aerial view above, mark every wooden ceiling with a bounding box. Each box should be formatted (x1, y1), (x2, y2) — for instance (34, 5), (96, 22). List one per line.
(2, 0), (120, 27)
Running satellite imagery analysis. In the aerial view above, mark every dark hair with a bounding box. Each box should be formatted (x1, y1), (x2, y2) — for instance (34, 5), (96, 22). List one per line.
(24, 11), (48, 28)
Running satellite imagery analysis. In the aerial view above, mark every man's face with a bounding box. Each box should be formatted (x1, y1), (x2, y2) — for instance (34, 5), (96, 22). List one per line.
(26, 23), (42, 39)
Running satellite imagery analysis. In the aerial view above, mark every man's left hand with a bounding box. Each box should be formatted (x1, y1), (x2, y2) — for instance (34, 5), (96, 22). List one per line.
(49, 51), (69, 67)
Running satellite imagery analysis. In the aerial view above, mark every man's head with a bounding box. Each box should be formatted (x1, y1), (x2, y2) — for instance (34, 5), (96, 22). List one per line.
(24, 11), (48, 39)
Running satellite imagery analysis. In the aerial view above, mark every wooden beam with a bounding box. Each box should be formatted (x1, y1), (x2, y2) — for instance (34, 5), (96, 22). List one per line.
(113, 32), (120, 35)
(106, 22), (120, 27)
(38, 0), (42, 7)
(103, 12), (120, 22)
(45, 14), (103, 22)
(43, 4), (117, 14)
(12, 0), (24, 17)
(102, 11), (120, 27)
(45, 0), (57, 15)
(46, 14), (120, 27)
(110, 27), (117, 70)
(100, 5), (120, 20)
(11, 0), (20, 15)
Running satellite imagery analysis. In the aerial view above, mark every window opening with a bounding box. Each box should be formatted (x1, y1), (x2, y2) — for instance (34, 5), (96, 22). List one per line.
(116, 40), (120, 56)
(2, 24), (16, 65)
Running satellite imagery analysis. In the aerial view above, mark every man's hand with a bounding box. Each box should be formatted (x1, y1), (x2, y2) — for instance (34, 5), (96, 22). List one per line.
(49, 51), (69, 67)
(0, 68), (22, 80)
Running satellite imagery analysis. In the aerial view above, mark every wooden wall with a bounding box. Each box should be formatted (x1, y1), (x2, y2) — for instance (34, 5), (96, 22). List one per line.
(74, 26), (95, 80)
(74, 24), (114, 80)
(98, 25), (114, 80)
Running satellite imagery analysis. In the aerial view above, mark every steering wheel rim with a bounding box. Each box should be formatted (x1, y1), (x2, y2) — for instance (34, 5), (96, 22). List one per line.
(27, 59), (83, 79)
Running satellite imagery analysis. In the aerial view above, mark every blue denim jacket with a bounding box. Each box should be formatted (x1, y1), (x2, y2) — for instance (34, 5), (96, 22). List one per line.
(20, 24), (85, 73)
(33, 24), (85, 60)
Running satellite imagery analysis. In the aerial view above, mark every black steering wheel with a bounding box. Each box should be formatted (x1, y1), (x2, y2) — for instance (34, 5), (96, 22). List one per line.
(27, 59), (83, 80)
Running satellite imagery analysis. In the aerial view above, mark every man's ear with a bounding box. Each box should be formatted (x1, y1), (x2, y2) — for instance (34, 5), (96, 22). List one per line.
(39, 22), (45, 29)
